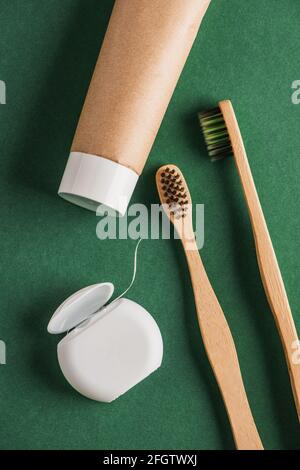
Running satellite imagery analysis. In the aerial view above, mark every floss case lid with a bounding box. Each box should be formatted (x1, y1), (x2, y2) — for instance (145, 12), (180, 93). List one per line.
(47, 283), (114, 334)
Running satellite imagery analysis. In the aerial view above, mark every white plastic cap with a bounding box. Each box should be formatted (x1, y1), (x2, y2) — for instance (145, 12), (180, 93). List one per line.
(58, 152), (139, 216)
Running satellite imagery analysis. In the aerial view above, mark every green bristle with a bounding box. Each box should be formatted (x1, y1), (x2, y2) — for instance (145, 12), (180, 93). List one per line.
(198, 107), (233, 162)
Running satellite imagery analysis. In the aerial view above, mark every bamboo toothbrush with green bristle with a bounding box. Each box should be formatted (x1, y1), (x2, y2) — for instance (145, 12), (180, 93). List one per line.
(199, 100), (300, 420)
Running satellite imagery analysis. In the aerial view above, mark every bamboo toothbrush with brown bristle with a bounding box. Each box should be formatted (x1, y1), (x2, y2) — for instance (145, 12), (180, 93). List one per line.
(156, 165), (263, 450)
(199, 100), (300, 420)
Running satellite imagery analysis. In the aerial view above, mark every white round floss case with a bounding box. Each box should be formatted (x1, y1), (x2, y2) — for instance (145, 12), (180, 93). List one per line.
(47, 283), (163, 402)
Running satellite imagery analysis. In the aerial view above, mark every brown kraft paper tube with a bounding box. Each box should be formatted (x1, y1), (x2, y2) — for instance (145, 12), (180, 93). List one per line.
(59, 0), (211, 214)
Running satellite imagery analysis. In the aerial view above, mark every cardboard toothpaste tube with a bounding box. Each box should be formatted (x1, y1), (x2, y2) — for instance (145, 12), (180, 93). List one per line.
(59, 0), (211, 215)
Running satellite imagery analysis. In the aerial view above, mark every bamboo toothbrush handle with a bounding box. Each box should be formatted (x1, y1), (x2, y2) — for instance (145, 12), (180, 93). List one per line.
(219, 100), (300, 419)
(183, 239), (263, 450)
(231, 146), (300, 420)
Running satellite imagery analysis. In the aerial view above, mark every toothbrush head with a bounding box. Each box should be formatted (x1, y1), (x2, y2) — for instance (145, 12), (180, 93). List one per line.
(156, 165), (192, 223)
(198, 106), (233, 162)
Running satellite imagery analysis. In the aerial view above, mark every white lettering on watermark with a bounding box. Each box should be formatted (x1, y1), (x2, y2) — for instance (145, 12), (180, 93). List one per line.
(292, 340), (300, 365)
(0, 340), (6, 365)
(0, 80), (6, 105)
(291, 80), (300, 104)
(96, 203), (205, 250)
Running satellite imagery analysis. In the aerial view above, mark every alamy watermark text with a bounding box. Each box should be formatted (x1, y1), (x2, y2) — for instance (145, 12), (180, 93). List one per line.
(96, 203), (205, 250)
(291, 80), (300, 104)
(0, 340), (6, 365)
(0, 80), (6, 104)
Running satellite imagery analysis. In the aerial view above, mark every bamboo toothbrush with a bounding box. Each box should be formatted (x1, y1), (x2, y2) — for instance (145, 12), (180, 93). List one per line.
(156, 165), (263, 450)
(199, 100), (300, 420)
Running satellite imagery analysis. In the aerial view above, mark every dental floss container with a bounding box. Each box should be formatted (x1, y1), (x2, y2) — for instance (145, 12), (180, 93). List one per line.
(47, 283), (163, 402)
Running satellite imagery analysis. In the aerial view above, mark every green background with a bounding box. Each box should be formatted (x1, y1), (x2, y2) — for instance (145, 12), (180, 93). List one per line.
(0, 0), (300, 450)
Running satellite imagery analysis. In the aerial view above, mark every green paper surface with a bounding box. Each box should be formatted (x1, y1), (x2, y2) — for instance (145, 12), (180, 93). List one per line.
(1, 0), (300, 450)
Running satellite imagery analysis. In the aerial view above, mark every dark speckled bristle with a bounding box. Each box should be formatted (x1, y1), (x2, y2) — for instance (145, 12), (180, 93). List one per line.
(198, 107), (233, 162)
(159, 167), (189, 219)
